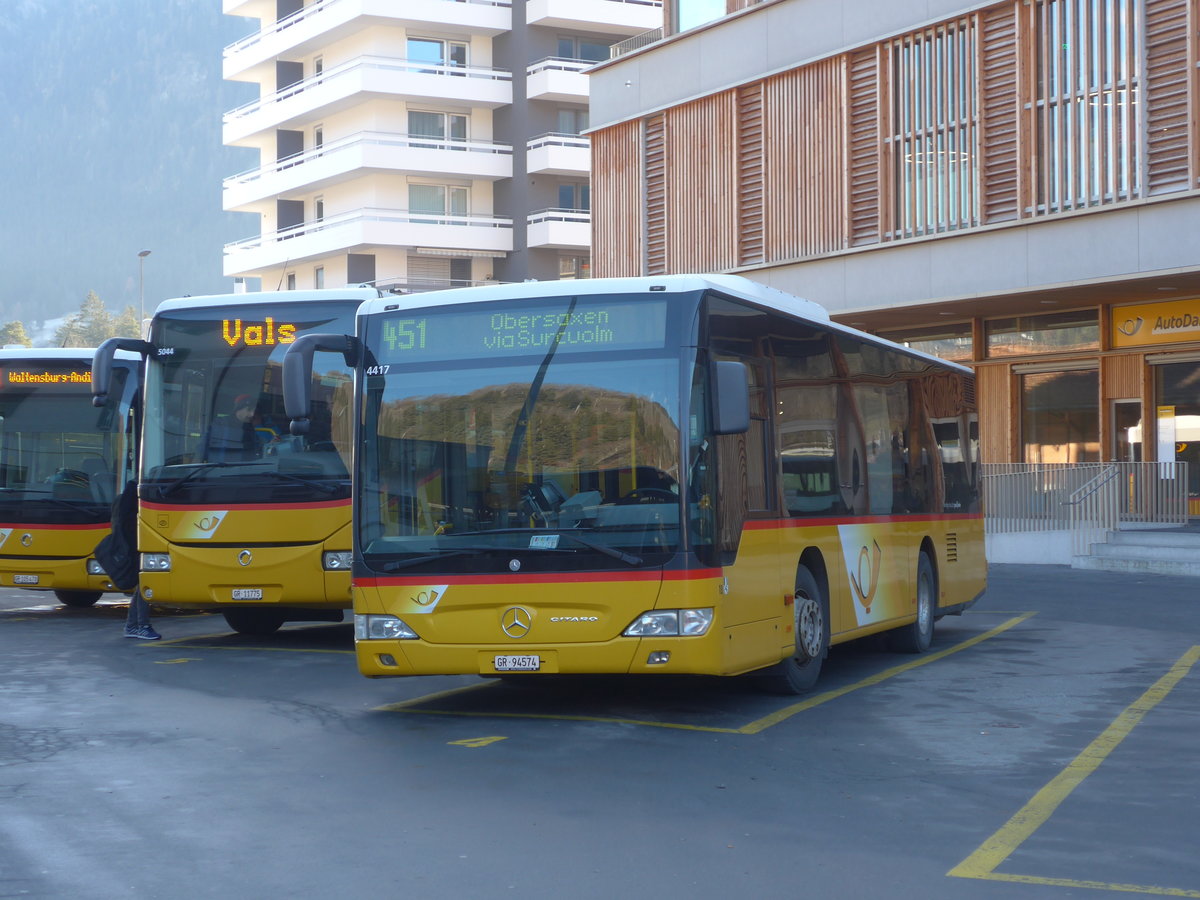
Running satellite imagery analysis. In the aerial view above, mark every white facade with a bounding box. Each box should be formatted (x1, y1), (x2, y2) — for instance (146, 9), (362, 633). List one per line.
(222, 0), (660, 290)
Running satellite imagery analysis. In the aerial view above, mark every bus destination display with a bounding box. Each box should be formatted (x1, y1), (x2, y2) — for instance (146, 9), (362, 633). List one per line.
(377, 298), (668, 363)
(1, 367), (92, 388)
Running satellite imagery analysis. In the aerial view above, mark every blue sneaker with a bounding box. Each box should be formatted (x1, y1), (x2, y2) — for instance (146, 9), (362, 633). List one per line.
(124, 624), (161, 641)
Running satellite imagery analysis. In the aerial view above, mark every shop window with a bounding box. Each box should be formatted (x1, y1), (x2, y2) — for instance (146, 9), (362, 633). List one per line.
(986, 310), (1098, 358)
(880, 322), (973, 362)
(1021, 369), (1099, 462)
(1155, 362), (1200, 505)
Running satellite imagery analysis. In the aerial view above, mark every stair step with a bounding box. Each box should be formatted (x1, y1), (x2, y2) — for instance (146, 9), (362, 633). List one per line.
(1074, 555), (1200, 576)
(1106, 530), (1200, 549)
(1090, 542), (1200, 562)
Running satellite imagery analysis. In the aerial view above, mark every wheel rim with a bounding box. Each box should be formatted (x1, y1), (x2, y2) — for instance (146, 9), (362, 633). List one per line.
(795, 593), (823, 661)
(917, 569), (933, 633)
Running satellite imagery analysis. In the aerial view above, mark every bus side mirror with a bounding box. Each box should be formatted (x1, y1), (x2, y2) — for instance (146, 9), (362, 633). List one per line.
(283, 333), (360, 435)
(92, 337), (151, 407)
(712, 360), (750, 435)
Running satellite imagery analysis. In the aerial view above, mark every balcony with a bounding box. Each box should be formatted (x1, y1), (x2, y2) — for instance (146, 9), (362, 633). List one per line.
(525, 133), (589, 176)
(224, 56), (512, 145)
(526, 0), (662, 36)
(224, 132), (513, 210)
(526, 58), (591, 103)
(526, 208), (590, 250)
(224, 0), (512, 80)
(225, 208), (513, 277)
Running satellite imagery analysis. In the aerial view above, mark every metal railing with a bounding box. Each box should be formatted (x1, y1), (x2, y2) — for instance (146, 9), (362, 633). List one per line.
(982, 462), (1189, 552)
(610, 27), (664, 58)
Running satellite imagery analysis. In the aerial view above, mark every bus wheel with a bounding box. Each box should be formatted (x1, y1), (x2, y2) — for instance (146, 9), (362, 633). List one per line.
(54, 590), (102, 608)
(887, 552), (935, 654)
(758, 566), (829, 695)
(223, 609), (285, 635)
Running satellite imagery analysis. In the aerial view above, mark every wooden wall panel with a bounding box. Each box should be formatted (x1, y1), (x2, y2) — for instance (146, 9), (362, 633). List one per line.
(737, 83), (766, 266)
(1144, 0), (1195, 193)
(979, 4), (1020, 222)
(665, 94), (739, 273)
(590, 120), (642, 278)
(644, 115), (667, 275)
(846, 47), (883, 245)
(764, 60), (846, 260)
(1102, 353), (1143, 399)
(975, 363), (1011, 463)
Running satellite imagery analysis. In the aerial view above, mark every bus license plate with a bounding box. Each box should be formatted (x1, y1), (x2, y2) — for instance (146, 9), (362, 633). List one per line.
(494, 655), (541, 672)
(13, 574), (38, 585)
(231, 588), (263, 600)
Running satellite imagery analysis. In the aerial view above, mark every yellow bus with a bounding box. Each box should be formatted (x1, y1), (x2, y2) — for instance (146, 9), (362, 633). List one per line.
(92, 288), (379, 634)
(285, 275), (986, 691)
(0, 348), (140, 607)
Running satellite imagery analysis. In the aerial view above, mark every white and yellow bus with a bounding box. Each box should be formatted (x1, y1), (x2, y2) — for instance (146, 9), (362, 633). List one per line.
(93, 287), (379, 633)
(0, 348), (140, 606)
(285, 275), (986, 691)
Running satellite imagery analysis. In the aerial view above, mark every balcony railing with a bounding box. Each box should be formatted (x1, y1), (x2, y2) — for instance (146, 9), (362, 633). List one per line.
(525, 56), (595, 77)
(224, 55), (512, 126)
(225, 0), (513, 59)
(527, 207), (591, 226)
(224, 131), (513, 193)
(226, 208), (514, 255)
(610, 27), (664, 58)
(526, 132), (589, 152)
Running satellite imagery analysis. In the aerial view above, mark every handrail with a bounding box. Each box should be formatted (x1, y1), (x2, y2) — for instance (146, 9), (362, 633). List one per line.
(224, 131), (513, 189)
(1065, 464), (1120, 506)
(610, 27), (664, 58)
(225, 55), (512, 123)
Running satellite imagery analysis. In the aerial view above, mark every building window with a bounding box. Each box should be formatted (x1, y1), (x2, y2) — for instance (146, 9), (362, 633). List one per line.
(409, 184), (468, 223)
(558, 256), (591, 279)
(1031, 0), (1141, 212)
(880, 322), (974, 362)
(408, 38), (468, 70)
(313, 55), (323, 78)
(557, 37), (611, 63)
(1155, 362), (1200, 505)
(558, 182), (590, 211)
(408, 111), (468, 147)
(985, 310), (1099, 358)
(313, 125), (323, 151)
(286, 272), (296, 291)
(886, 19), (979, 238)
(314, 266), (324, 289)
(556, 108), (589, 135)
(673, 0), (728, 33)
(314, 196), (324, 223)
(1021, 369), (1099, 463)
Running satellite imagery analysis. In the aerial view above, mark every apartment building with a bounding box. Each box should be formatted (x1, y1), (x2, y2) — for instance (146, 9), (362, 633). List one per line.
(588, 0), (1200, 510)
(220, 0), (661, 291)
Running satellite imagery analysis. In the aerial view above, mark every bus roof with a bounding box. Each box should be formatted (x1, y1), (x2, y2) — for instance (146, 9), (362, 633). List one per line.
(0, 347), (139, 363)
(356, 274), (973, 376)
(154, 287), (381, 316)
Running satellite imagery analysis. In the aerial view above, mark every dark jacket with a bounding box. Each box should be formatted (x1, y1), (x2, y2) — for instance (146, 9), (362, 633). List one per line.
(93, 480), (138, 592)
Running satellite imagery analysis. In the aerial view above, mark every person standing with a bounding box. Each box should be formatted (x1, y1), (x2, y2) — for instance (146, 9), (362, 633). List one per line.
(93, 479), (160, 640)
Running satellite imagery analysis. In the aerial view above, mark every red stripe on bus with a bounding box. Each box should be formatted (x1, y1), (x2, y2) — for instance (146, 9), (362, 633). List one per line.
(141, 499), (351, 512)
(0, 522), (109, 530)
(360, 568), (722, 588)
(744, 512), (983, 529)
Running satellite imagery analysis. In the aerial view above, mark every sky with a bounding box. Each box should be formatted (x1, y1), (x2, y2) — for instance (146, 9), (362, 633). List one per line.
(0, 0), (260, 338)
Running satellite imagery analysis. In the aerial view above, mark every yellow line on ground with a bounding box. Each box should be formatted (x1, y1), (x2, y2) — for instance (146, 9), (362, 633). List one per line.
(377, 613), (1035, 734)
(376, 680), (500, 711)
(736, 613), (1036, 734)
(947, 645), (1200, 897)
(961, 872), (1200, 897)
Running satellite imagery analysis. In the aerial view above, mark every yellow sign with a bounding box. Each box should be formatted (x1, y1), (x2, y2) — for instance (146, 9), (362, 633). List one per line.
(221, 317), (297, 348)
(1111, 298), (1200, 348)
(4, 369), (92, 385)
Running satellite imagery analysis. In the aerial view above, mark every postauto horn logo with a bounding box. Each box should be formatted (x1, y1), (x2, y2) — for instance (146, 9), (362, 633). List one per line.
(180, 512), (228, 540)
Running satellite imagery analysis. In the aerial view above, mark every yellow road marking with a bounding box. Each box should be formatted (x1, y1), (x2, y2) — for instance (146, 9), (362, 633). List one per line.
(948, 644), (1200, 897)
(378, 613), (1034, 734)
(449, 736), (508, 748)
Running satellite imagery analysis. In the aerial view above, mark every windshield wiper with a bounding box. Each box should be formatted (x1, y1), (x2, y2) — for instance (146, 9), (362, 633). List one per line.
(154, 462), (241, 498)
(555, 532), (643, 566)
(445, 528), (644, 566)
(256, 470), (344, 495)
(375, 548), (495, 572)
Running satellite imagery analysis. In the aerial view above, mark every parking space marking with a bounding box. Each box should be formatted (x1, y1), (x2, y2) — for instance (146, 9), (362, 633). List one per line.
(948, 644), (1200, 897)
(377, 613), (1035, 734)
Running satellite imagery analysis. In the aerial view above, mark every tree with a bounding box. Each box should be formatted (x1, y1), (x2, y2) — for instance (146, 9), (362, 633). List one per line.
(55, 290), (117, 347)
(0, 320), (32, 348)
(113, 305), (142, 339)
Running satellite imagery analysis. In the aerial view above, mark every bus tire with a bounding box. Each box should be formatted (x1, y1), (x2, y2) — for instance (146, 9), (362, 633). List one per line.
(758, 565), (829, 695)
(223, 608), (285, 635)
(887, 552), (935, 654)
(54, 590), (102, 608)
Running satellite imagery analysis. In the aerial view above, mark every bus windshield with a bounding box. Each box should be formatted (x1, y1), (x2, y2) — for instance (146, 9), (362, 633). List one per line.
(359, 295), (684, 570)
(141, 301), (357, 504)
(0, 361), (132, 524)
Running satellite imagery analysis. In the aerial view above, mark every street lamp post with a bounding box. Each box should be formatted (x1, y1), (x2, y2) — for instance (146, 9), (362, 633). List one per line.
(137, 249), (152, 328)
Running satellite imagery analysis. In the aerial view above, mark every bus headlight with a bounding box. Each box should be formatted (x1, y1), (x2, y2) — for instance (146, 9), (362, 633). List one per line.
(354, 614), (418, 641)
(623, 608), (713, 637)
(86, 559), (106, 575)
(323, 551), (353, 570)
(141, 553), (171, 572)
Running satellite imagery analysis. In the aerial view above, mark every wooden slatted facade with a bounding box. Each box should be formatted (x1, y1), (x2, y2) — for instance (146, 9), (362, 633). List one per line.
(591, 0), (1200, 278)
